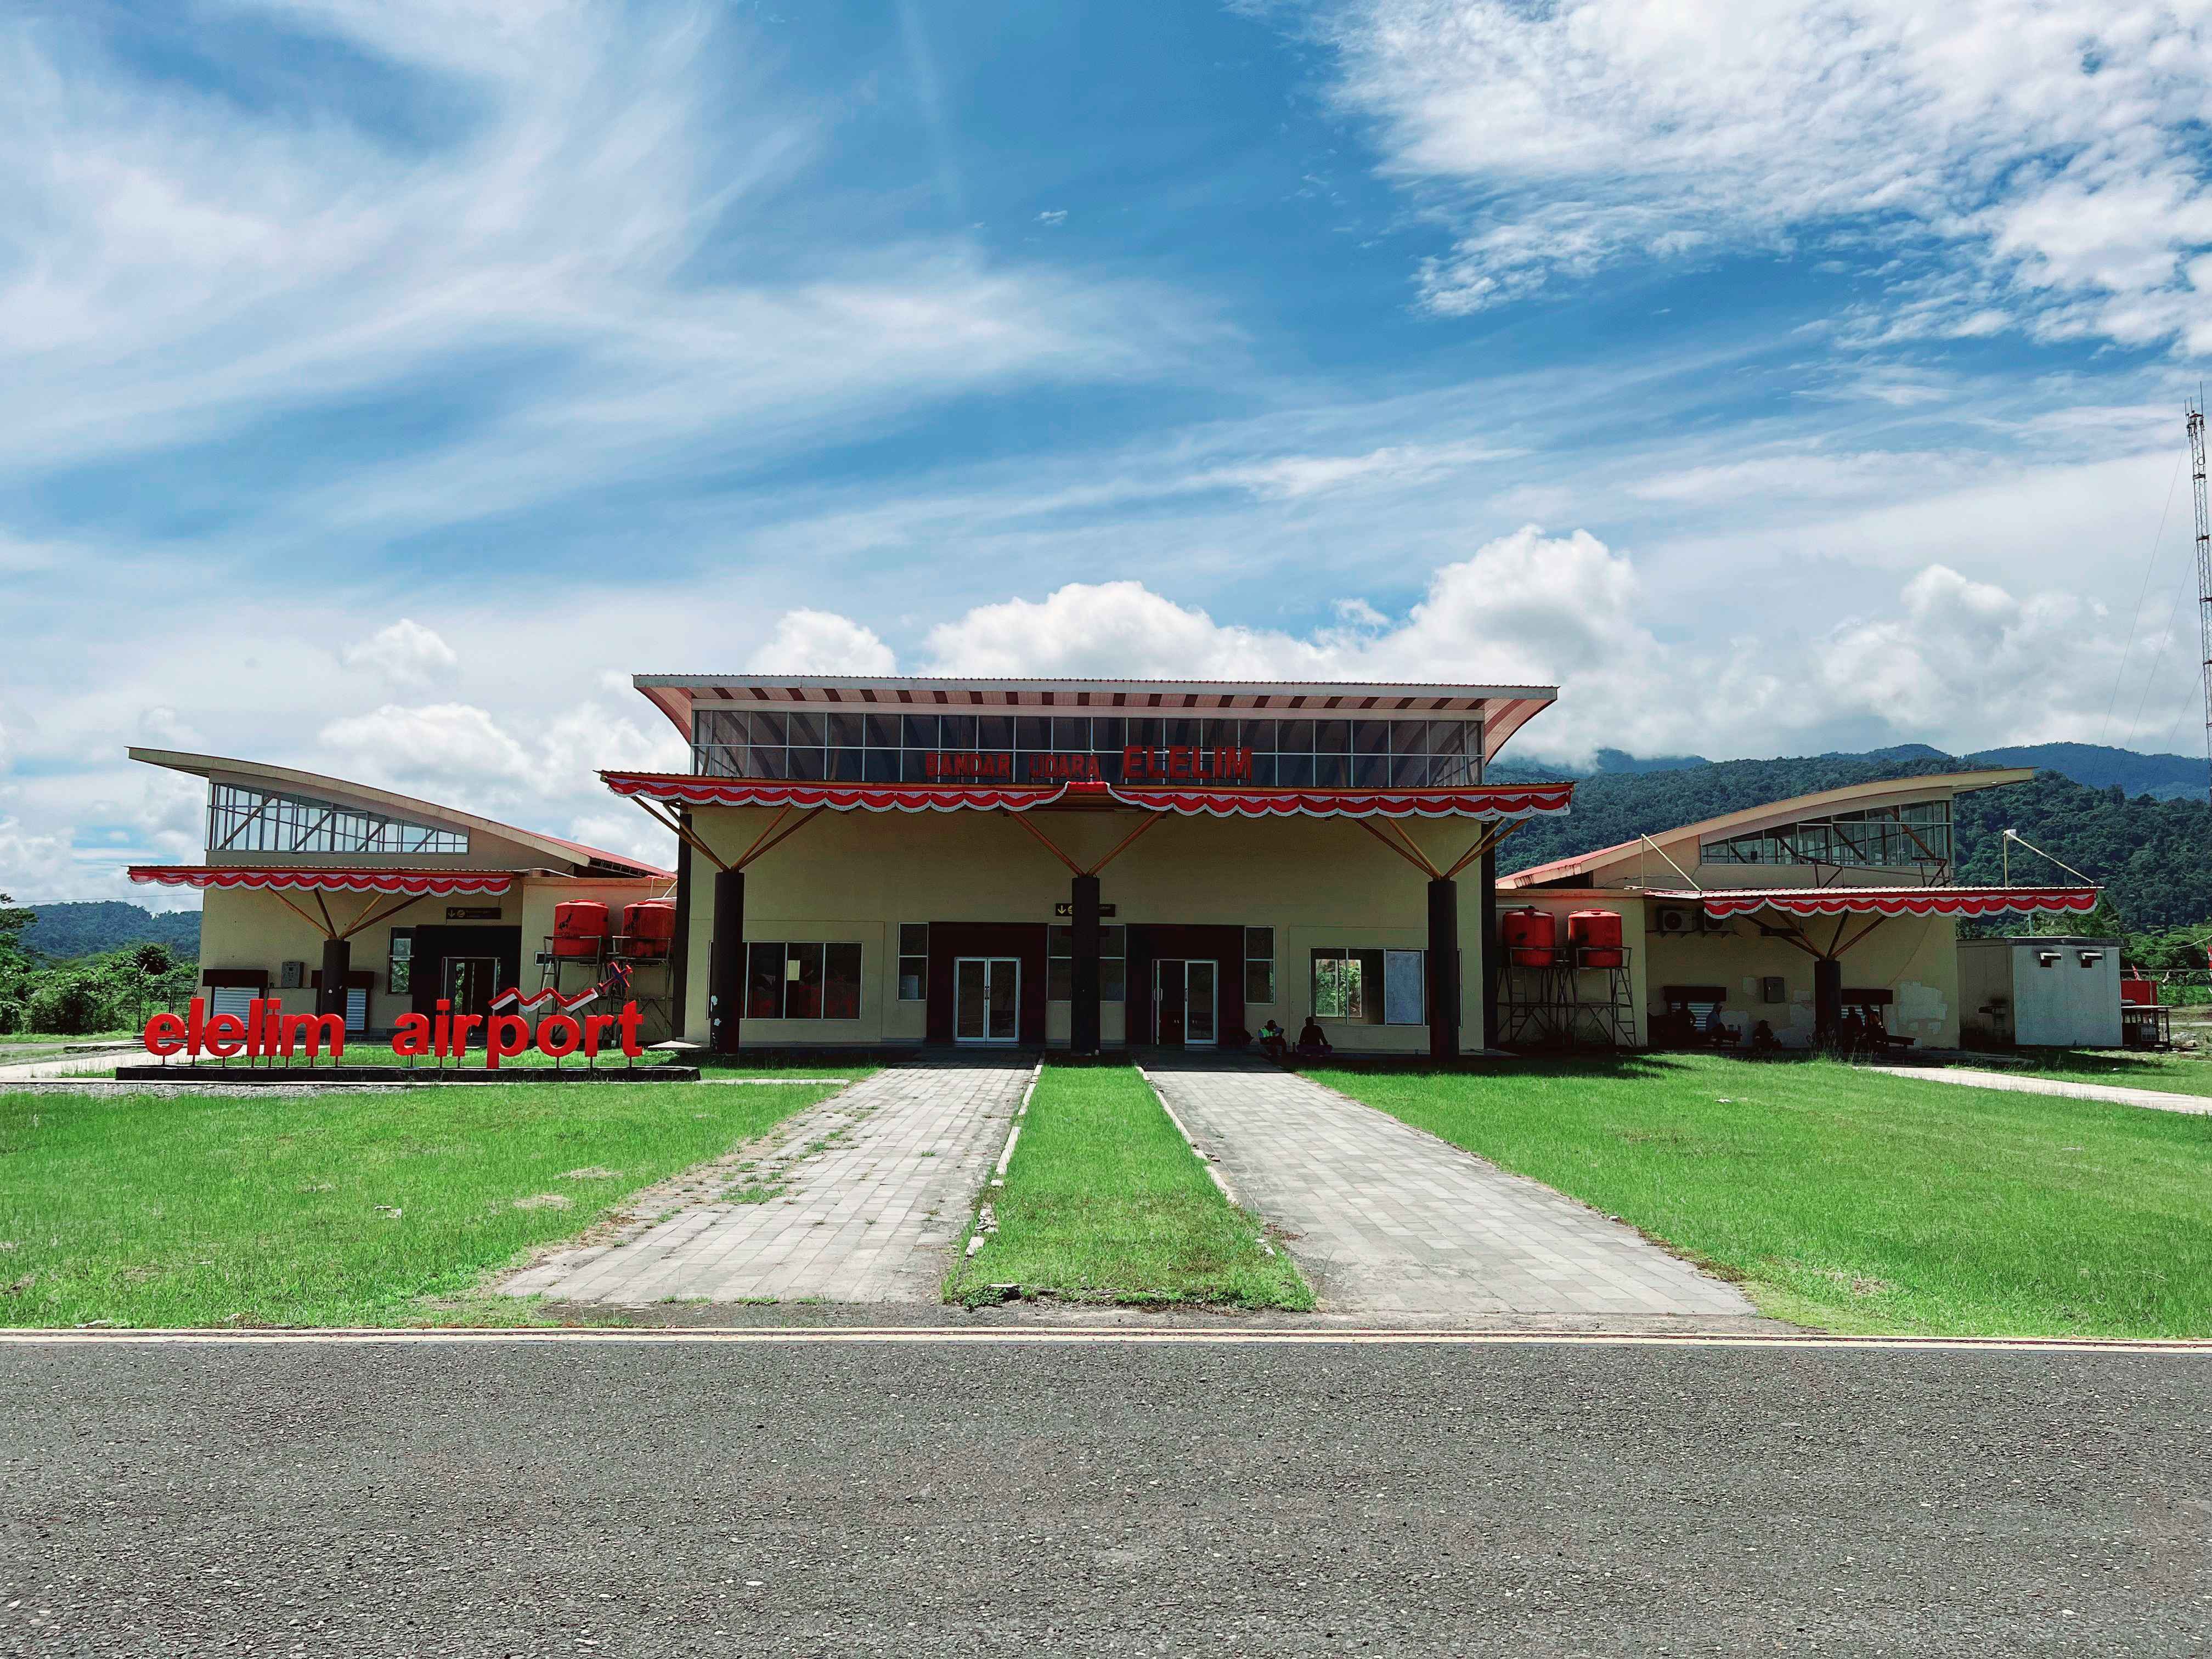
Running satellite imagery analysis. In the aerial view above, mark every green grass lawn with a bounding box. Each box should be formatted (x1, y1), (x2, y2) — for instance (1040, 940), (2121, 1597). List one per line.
(0, 1080), (843, 1328)
(946, 1063), (1311, 1311)
(1316, 1054), (2212, 1339)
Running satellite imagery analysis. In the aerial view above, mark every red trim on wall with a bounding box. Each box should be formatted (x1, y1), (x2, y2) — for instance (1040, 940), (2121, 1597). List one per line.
(129, 866), (515, 896)
(600, 772), (1574, 821)
(1662, 886), (2100, 920)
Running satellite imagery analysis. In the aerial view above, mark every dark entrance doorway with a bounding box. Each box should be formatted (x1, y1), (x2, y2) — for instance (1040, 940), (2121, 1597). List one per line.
(1126, 924), (1244, 1046)
(1153, 958), (1219, 1047)
(926, 923), (1048, 1046)
(409, 925), (523, 1023)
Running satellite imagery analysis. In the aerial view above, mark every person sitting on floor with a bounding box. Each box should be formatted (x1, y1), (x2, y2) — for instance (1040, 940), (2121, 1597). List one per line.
(1294, 1017), (1333, 1059)
(1257, 1018), (1287, 1060)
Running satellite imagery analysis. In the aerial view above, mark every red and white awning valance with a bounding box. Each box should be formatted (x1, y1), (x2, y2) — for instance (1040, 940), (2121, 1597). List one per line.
(1655, 886), (2100, 920)
(1104, 782), (1573, 820)
(601, 772), (1572, 821)
(128, 866), (517, 896)
(602, 776), (1072, 813)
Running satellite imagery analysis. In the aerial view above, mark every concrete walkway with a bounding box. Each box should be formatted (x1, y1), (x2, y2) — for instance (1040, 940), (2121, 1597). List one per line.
(503, 1059), (1028, 1307)
(1868, 1065), (2212, 1117)
(1145, 1055), (1756, 1321)
(0, 1045), (135, 1083)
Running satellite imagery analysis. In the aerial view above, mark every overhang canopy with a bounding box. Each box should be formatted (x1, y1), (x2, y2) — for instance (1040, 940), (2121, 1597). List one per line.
(128, 865), (517, 896)
(629, 675), (1559, 764)
(601, 773), (1573, 821)
(1652, 886), (2099, 919)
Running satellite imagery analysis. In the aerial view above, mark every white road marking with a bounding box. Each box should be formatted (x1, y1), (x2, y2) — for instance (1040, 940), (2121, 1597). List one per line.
(0, 1328), (2203, 1354)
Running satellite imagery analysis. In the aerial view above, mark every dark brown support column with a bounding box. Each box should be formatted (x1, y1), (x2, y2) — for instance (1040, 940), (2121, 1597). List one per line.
(1427, 878), (1460, 1063)
(318, 937), (351, 1021)
(669, 830), (692, 1040)
(708, 867), (746, 1056)
(1813, 957), (1843, 1046)
(1479, 843), (1500, 1052)
(1070, 873), (1102, 1057)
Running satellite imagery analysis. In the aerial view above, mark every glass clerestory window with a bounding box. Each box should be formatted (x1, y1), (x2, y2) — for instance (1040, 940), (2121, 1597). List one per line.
(689, 712), (1485, 789)
(1048, 926), (1126, 1002)
(208, 784), (468, 855)
(1702, 801), (1953, 873)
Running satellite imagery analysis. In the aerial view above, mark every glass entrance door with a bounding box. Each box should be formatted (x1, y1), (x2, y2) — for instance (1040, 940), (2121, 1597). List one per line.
(1153, 959), (1217, 1048)
(953, 957), (1020, 1045)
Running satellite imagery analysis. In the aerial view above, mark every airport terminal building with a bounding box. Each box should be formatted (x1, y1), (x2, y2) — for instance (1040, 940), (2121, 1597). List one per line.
(128, 673), (2101, 1056)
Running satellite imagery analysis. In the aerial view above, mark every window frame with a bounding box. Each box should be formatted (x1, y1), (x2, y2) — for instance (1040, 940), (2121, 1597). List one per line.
(1244, 927), (1276, 1005)
(742, 941), (865, 1022)
(1309, 946), (1425, 1025)
(897, 924), (929, 1001)
(1047, 924), (1126, 1003)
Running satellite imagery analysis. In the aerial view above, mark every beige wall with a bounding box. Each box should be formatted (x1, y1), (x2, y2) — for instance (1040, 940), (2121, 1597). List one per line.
(195, 875), (676, 1035)
(681, 806), (1498, 1051)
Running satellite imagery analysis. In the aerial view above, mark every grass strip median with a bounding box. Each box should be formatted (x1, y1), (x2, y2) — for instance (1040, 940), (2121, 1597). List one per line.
(0, 1079), (849, 1328)
(947, 1063), (1311, 1310)
(1317, 1053), (2212, 1339)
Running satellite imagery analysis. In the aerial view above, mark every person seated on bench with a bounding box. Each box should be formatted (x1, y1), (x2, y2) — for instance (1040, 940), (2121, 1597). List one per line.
(1257, 1018), (1287, 1061)
(1294, 1017), (1333, 1059)
(1748, 1019), (1780, 1054)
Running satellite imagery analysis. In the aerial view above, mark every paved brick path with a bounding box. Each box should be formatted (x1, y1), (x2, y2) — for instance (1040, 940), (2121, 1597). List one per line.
(1869, 1065), (2212, 1117)
(503, 1060), (1029, 1307)
(1146, 1057), (1755, 1319)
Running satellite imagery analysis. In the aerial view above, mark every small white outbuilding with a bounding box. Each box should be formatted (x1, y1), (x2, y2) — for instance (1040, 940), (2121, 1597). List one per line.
(1958, 936), (2123, 1049)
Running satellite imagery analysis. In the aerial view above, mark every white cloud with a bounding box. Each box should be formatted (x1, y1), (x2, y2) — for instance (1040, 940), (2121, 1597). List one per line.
(746, 610), (898, 675)
(1198, 439), (1517, 500)
(1314, 0), (2212, 348)
(0, 1), (1204, 537)
(318, 702), (538, 791)
(900, 527), (2148, 766)
(0, 817), (74, 904)
(1037, 210), (1068, 226)
(342, 619), (460, 691)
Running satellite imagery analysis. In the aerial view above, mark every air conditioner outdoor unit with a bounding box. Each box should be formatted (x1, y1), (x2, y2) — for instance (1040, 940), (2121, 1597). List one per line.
(1655, 907), (1692, 935)
(1695, 913), (1730, 936)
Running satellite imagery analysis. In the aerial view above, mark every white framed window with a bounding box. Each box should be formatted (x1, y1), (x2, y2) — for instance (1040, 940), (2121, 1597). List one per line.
(898, 925), (928, 1000)
(1310, 947), (1425, 1025)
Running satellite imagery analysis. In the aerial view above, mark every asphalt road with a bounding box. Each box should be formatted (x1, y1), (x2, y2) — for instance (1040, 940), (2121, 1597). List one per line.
(2, 1337), (2207, 1656)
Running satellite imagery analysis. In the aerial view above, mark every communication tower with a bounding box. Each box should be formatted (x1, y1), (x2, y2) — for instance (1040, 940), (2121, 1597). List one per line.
(2192, 400), (2212, 803)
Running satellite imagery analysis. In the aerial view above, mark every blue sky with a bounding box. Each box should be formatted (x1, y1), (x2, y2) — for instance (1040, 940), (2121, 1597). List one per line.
(7, 0), (2212, 902)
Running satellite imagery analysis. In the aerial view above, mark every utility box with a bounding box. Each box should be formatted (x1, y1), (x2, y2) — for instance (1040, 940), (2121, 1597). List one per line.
(1959, 936), (2123, 1049)
(279, 960), (307, 990)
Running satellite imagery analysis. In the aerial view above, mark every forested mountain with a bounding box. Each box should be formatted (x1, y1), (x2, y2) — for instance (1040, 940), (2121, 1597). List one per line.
(1963, 742), (2206, 802)
(1491, 751), (2212, 932)
(21, 902), (201, 962)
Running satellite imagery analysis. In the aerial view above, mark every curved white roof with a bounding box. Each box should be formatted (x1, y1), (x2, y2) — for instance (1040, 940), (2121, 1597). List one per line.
(129, 748), (672, 879)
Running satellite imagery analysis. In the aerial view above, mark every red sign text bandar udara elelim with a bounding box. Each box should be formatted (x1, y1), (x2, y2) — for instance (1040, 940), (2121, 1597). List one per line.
(143, 998), (648, 1065)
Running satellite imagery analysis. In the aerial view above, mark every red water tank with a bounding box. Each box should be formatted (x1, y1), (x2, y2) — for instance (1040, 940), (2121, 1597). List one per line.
(622, 899), (676, 958)
(2121, 975), (2157, 1007)
(1501, 907), (1558, 968)
(552, 900), (610, 958)
(1568, 909), (1625, 968)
